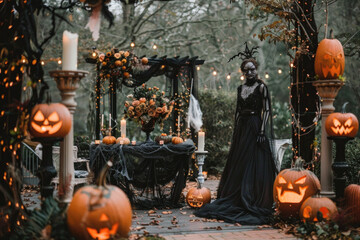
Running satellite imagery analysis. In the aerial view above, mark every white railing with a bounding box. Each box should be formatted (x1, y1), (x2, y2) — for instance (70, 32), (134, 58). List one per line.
(21, 142), (41, 185)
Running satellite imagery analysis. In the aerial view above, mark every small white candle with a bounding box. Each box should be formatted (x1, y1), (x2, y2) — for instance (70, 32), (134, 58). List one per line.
(121, 119), (126, 137)
(101, 114), (104, 129)
(109, 113), (111, 128)
(62, 30), (78, 70)
(159, 140), (164, 145)
(198, 130), (205, 151)
(131, 140), (136, 145)
(177, 115), (180, 128)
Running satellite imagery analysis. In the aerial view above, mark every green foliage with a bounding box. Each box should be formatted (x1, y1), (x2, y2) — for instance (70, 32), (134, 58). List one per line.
(198, 89), (236, 174)
(10, 197), (75, 240)
(271, 101), (291, 139)
(345, 138), (360, 185)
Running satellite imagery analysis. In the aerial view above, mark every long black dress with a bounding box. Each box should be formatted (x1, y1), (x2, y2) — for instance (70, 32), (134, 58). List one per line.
(195, 80), (277, 224)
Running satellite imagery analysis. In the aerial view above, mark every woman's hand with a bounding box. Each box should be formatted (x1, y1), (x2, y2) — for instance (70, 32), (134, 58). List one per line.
(257, 132), (266, 143)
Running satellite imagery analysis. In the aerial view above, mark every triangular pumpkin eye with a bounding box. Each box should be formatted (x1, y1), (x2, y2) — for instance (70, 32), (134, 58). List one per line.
(295, 176), (306, 184)
(333, 118), (341, 127)
(279, 176), (287, 184)
(344, 118), (352, 127)
(48, 112), (59, 122)
(33, 111), (45, 121)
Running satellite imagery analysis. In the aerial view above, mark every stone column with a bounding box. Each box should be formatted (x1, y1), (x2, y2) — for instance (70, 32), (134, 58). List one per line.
(312, 79), (343, 198)
(50, 70), (88, 202)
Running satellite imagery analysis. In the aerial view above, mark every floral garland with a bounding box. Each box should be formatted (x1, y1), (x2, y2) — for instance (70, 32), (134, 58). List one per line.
(124, 84), (174, 129)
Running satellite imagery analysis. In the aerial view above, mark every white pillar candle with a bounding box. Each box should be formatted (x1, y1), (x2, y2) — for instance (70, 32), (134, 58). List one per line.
(62, 31), (78, 71)
(121, 119), (126, 137)
(177, 115), (180, 128)
(101, 114), (104, 129)
(198, 130), (205, 151)
(109, 113), (111, 128)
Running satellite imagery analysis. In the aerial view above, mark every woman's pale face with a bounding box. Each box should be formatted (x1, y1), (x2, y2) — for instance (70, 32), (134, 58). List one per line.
(243, 62), (257, 80)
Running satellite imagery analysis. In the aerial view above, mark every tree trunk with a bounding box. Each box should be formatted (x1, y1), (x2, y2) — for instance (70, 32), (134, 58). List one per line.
(291, 0), (319, 162)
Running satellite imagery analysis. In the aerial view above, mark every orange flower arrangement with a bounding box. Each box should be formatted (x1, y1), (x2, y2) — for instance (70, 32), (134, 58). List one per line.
(124, 84), (174, 129)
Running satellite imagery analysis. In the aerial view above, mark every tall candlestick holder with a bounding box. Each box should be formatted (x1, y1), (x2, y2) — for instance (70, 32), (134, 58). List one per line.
(50, 70), (88, 202)
(196, 150), (208, 185)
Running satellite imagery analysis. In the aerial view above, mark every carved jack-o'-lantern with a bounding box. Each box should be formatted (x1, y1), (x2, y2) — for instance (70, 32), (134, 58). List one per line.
(67, 162), (132, 240)
(325, 104), (359, 138)
(273, 158), (321, 218)
(315, 38), (345, 80)
(186, 182), (211, 208)
(28, 103), (71, 138)
(299, 195), (337, 222)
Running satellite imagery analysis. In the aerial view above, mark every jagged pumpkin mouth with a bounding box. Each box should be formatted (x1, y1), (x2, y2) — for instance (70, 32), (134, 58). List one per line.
(276, 186), (308, 203)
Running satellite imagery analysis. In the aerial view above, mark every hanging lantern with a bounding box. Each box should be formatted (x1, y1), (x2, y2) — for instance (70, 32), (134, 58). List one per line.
(325, 103), (359, 138)
(299, 195), (338, 222)
(186, 181), (211, 208)
(273, 158), (321, 218)
(314, 37), (345, 80)
(28, 103), (71, 138)
(67, 161), (132, 240)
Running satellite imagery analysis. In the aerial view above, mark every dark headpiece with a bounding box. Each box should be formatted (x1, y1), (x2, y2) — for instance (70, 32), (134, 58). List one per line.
(228, 42), (259, 63)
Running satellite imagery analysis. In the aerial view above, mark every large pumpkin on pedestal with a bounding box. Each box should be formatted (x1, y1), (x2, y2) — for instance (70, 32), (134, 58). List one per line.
(344, 184), (360, 225)
(28, 103), (71, 138)
(67, 161), (132, 240)
(299, 195), (337, 222)
(315, 37), (345, 80)
(273, 158), (321, 218)
(325, 104), (359, 138)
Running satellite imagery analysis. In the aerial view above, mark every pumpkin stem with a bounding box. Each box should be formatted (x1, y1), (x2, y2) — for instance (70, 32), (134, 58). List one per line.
(97, 160), (113, 188)
(293, 157), (305, 170)
(341, 102), (349, 113)
(195, 178), (202, 189)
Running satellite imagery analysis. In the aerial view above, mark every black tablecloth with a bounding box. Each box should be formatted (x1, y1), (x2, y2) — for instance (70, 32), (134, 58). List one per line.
(90, 139), (195, 209)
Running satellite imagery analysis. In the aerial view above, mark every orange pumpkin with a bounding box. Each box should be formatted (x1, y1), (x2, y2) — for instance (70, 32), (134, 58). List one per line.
(186, 182), (211, 208)
(67, 161), (132, 240)
(102, 136), (116, 145)
(315, 38), (345, 80)
(344, 184), (360, 225)
(172, 136), (183, 145)
(29, 103), (71, 138)
(299, 195), (337, 222)
(116, 137), (130, 145)
(325, 110), (359, 138)
(273, 158), (321, 218)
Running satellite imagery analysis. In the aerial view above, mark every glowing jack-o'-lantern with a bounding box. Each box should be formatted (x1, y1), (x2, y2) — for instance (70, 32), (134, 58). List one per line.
(299, 195), (337, 222)
(273, 158), (321, 218)
(67, 161), (132, 240)
(186, 182), (211, 208)
(325, 104), (359, 138)
(28, 103), (71, 138)
(315, 37), (345, 80)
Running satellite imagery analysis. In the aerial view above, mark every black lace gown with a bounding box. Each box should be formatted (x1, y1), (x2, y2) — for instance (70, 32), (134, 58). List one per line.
(195, 80), (277, 224)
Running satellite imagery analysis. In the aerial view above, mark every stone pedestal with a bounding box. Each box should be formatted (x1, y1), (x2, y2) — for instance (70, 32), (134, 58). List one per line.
(195, 151), (208, 185)
(50, 70), (88, 202)
(312, 79), (344, 198)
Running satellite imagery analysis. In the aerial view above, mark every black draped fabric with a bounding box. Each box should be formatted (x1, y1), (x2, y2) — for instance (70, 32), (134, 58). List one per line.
(195, 80), (277, 224)
(90, 140), (195, 209)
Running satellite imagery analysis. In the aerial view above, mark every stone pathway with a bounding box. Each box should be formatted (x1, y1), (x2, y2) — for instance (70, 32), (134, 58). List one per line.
(21, 179), (298, 239)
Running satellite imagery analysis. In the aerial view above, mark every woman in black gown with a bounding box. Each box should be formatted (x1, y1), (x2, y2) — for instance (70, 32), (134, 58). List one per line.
(195, 58), (278, 224)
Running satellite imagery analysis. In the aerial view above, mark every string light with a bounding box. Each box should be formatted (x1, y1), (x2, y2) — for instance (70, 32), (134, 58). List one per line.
(130, 42), (135, 48)
(265, 72), (269, 79)
(152, 44), (157, 50)
(57, 59), (62, 65)
(92, 52), (97, 58)
(196, 66), (200, 71)
(278, 68), (282, 74)
(226, 74), (231, 80)
(41, 61), (45, 66)
(212, 70), (217, 76)
(240, 75), (245, 81)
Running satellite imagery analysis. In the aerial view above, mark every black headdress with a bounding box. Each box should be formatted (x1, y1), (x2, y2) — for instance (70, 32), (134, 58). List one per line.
(228, 42), (259, 62)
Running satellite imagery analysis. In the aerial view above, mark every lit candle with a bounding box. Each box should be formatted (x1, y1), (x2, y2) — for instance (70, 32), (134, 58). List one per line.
(101, 114), (104, 129)
(198, 130), (205, 151)
(62, 30), (78, 70)
(131, 140), (136, 145)
(95, 140), (100, 144)
(109, 113), (111, 128)
(121, 119), (126, 137)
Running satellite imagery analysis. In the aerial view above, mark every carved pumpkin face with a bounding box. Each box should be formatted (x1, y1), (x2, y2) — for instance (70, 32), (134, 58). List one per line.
(273, 159), (321, 218)
(315, 38), (345, 80)
(67, 185), (132, 240)
(29, 103), (71, 138)
(299, 196), (337, 222)
(186, 186), (211, 208)
(325, 112), (359, 137)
